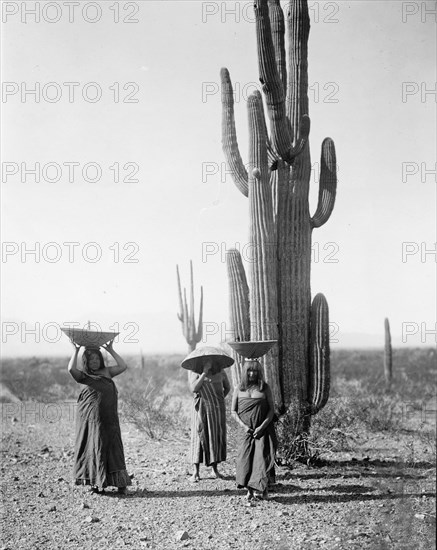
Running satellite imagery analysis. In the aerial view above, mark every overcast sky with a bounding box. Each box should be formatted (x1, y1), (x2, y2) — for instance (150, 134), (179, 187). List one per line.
(1, 0), (436, 357)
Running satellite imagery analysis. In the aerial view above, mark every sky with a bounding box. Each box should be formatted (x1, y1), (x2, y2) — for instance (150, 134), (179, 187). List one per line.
(1, 0), (436, 357)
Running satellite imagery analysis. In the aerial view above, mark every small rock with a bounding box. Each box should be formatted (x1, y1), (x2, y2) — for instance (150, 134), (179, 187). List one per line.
(207, 534), (213, 540)
(48, 505), (56, 512)
(37, 492), (45, 498)
(415, 513), (425, 520)
(80, 502), (90, 509)
(13, 477), (19, 481)
(175, 531), (189, 541)
(85, 516), (100, 523)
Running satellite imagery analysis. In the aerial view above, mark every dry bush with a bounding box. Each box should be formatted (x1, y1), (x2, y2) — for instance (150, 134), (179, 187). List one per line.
(120, 377), (186, 440)
(1, 357), (77, 402)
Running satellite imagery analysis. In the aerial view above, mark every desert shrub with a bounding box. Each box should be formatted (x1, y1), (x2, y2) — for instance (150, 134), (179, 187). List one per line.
(120, 377), (187, 440)
(331, 347), (436, 402)
(0, 357), (77, 402)
(116, 356), (190, 440)
(276, 376), (408, 465)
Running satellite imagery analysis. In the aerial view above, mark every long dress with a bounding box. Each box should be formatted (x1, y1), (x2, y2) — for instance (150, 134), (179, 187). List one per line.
(235, 394), (277, 493)
(189, 370), (230, 466)
(73, 372), (131, 488)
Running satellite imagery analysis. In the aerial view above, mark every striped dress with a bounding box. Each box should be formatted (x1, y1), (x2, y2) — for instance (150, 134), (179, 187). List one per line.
(189, 370), (230, 466)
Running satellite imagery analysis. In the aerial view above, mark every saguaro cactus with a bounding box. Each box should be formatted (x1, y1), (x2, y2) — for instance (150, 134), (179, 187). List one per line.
(221, 0), (337, 442)
(384, 318), (393, 386)
(176, 261), (203, 353)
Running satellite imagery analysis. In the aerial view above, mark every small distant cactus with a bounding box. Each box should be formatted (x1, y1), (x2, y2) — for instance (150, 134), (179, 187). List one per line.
(176, 261), (203, 353)
(384, 318), (393, 386)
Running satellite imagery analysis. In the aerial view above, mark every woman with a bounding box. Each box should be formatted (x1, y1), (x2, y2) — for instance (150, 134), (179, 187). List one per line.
(188, 358), (231, 482)
(68, 341), (132, 494)
(231, 360), (277, 500)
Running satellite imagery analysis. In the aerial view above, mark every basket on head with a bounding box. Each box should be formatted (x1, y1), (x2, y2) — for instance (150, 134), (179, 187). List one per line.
(61, 327), (119, 348)
(181, 346), (234, 375)
(227, 340), (277, 360)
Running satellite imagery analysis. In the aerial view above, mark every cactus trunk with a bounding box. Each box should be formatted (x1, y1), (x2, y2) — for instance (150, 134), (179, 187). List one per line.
(221, 0), (337, 455)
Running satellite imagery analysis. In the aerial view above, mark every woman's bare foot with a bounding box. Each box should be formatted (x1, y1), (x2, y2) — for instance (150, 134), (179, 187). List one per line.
(245, 488), (254, 500)
(191, 473), (200, 483)
(212, 464), (224, 479)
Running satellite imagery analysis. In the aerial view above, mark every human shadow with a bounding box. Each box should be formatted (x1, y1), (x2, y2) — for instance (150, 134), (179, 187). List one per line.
(118, 488), (242, 499)
(271, 490), (436, 506)
(280, 458), (435, 481)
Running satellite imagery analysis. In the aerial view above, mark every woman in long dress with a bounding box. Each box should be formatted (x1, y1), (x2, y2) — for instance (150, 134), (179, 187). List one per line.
(68, 341), (132, 494)
(188, 358), (231, 482)
(231, 360), (277, 500)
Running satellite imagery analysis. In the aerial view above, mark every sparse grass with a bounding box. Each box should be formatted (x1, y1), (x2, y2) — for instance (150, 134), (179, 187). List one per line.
(1, 348), (435, 459)
(275, 348), (436, 465)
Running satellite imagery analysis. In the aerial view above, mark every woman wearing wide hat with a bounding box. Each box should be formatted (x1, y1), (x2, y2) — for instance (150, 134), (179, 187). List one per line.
(181, 346), (233, 482)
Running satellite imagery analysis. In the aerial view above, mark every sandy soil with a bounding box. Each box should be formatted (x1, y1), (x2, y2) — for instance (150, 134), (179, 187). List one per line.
(1, 402), (435, 550)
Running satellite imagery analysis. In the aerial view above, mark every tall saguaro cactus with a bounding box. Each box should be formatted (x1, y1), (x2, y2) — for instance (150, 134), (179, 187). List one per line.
(221, 0), (337, 442)
(176, 261), (203, 353)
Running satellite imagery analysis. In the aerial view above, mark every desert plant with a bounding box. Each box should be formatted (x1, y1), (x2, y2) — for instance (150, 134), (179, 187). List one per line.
(384, 317), (393, 386)
(120, 378), (185, 440)
(176, 261), (203, 353)
(221, 0), (336, 452)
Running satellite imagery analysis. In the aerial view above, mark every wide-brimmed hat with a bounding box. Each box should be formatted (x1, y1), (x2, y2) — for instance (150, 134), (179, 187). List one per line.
(181, 346), (234, 374)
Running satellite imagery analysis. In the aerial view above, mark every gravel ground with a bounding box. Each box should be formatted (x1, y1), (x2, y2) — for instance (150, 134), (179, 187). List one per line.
(1, 403), (435, 550)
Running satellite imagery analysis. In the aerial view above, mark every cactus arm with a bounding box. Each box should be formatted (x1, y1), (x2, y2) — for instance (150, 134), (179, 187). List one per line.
(226, 249), (250, 387)
(196, 286), (204, 338)
(188, 260), (195, 335)
(308, 293), (330, 415)
(268, 0), (287, 97)
(226, 249), (250, 342)
(255, 0), (309, 165)
(176, 264), (184, 323)
(311, 138), (337, 229)
(253, 89), (279, 170)
(254, 0), (292, 163)
(220, 68), (249, 197)
(384, 318), (393, 385)
(286, 0), (310, 137)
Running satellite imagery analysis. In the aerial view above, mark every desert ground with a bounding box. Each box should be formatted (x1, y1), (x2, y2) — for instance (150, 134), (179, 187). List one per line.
(1, 349), (435, 549)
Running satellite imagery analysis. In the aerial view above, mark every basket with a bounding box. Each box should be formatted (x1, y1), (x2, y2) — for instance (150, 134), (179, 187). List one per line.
(61, 327), (119, 348)
(227, 340), (277, 359)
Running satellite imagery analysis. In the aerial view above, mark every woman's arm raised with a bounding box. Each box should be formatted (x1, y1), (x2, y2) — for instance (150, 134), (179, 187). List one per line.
(103, 341), (127, 378)
(68, 344), (84, 382)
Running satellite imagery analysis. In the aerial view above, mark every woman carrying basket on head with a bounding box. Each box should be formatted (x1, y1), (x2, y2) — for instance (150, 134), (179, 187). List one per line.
(68, 340), (132, 495)
(231, 360), (277, 500)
